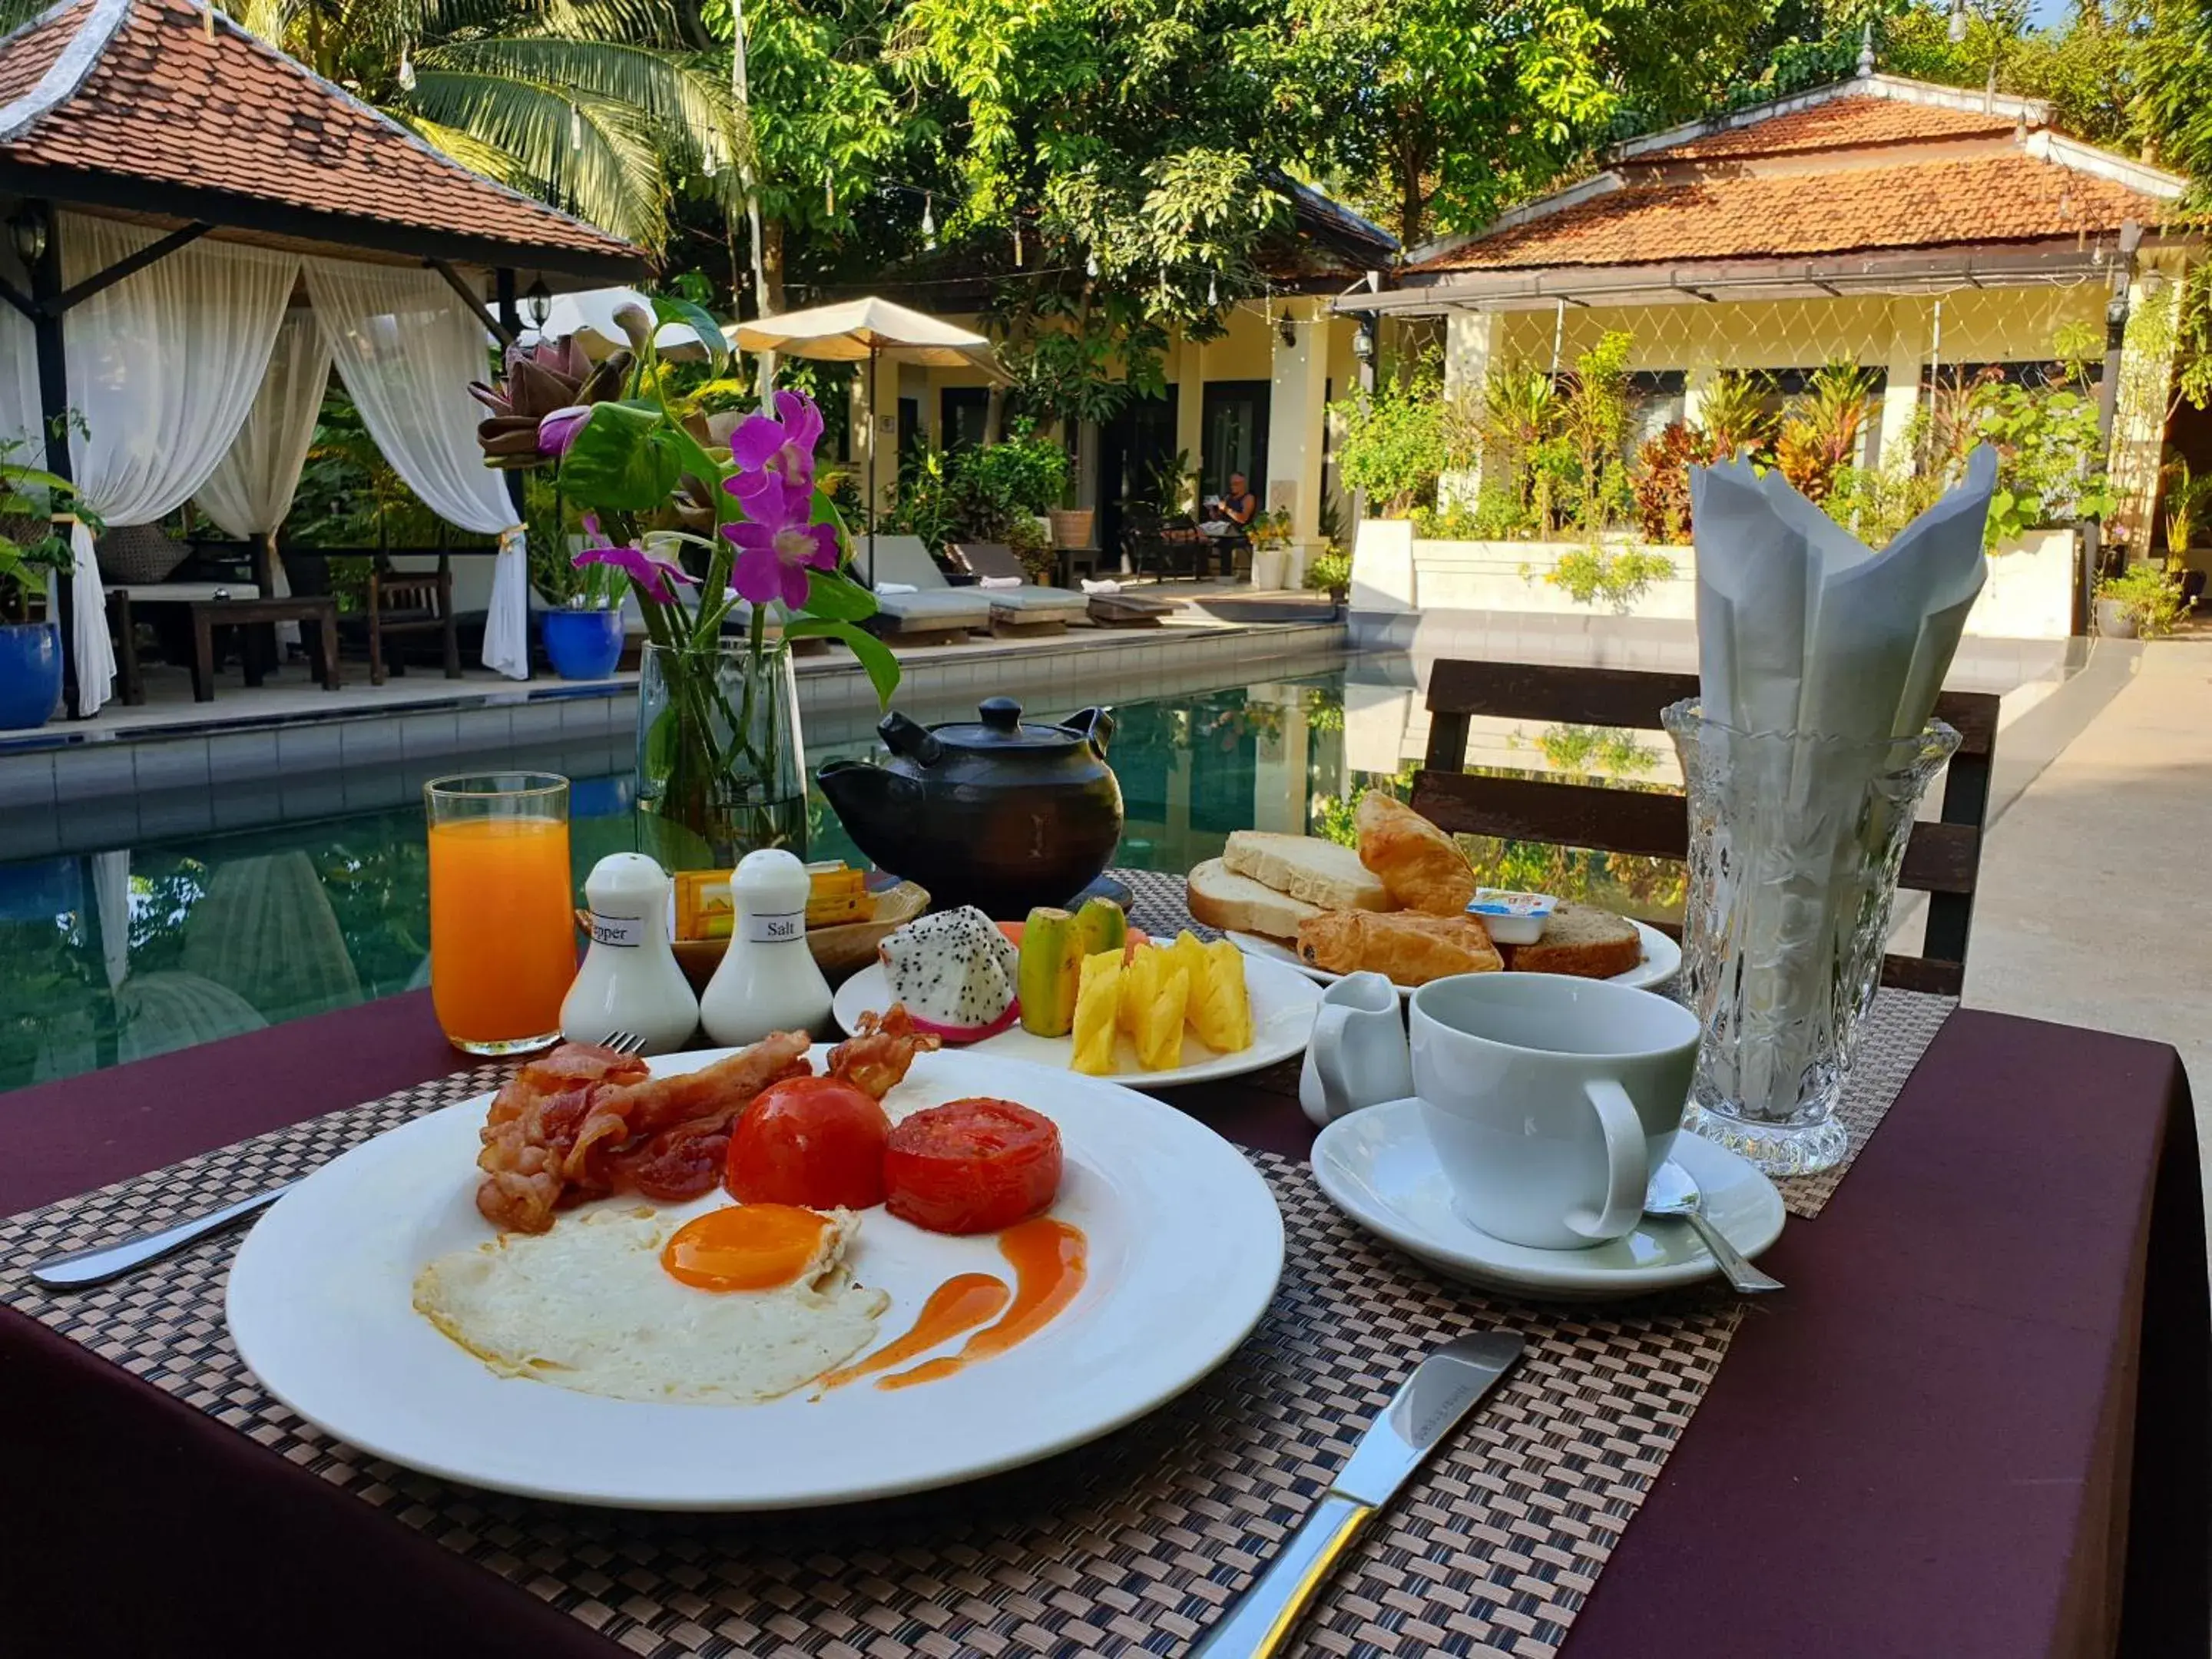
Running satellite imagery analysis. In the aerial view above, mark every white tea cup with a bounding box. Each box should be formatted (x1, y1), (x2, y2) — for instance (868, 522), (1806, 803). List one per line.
(1409, 973), (1699, 1250)
(1299, 971), (1414, 1128)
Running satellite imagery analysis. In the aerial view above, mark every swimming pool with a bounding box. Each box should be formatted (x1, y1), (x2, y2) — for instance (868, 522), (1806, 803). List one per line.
(0, 660), (1683, 1092)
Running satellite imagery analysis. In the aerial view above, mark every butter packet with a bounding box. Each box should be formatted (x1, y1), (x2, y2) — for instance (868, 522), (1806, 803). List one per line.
(806, 860), (872, 927)
(674, 869), (735, 942)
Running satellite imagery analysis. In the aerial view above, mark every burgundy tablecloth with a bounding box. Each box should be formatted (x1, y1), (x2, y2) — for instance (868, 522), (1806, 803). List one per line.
(1, 993), (2203, 1659)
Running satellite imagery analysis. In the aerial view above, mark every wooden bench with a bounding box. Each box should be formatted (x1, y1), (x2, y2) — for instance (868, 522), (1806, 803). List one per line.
(1408, 660), (1998, 997)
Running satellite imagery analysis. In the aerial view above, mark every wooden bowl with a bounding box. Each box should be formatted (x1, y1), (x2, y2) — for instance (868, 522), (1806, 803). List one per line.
(669, 881), (930, 992)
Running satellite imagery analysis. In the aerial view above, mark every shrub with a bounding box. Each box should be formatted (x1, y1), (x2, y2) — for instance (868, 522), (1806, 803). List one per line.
(1304, 548), (1353, 594)
(1330, 351), (1472, 518)
(1413, 486), (1536, 540)
(1773, 362), (1879, 504)
(2097, 564), (2186, 636)
(1631, 422), (1708, 542)
(1540, 544), (1678, 613)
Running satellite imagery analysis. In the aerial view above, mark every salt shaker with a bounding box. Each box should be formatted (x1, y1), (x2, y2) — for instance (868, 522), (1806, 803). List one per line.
(561, 853), (698, 1055)
(700, 848), (834, 1046)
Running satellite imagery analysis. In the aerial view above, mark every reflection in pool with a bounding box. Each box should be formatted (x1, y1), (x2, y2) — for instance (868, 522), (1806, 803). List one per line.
(0, 667), (1684, 1091)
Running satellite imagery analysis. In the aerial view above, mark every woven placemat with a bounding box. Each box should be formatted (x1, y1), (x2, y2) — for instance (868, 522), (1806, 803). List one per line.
(0, 1066), (1743, 1659)
(1114, 868), (1955, 1220)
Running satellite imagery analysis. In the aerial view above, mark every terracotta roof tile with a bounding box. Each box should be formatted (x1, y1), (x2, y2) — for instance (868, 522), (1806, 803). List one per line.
(1412, 154), (2164, 273)
(1633, 94), (2013, 162)
(0, 0), (642, 269)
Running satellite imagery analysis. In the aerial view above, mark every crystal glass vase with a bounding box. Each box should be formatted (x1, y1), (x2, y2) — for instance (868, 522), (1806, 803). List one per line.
(1661, 700), (1961, 1175)
(634, 639), (807, 872)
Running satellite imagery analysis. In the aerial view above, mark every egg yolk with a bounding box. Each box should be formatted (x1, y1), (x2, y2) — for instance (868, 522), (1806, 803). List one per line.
(661, 1204), (832, 1291)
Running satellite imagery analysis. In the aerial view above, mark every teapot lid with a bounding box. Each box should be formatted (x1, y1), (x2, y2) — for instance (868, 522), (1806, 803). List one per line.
(928, 697), (1081, 754)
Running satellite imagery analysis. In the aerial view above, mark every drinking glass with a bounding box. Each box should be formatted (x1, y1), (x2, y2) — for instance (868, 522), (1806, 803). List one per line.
(425, 772), (576, 1055)
(1662, 701), (1959, 1175)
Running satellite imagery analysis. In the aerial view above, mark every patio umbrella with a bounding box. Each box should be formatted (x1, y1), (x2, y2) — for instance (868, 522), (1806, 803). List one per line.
(728, 298), (998, 586)
(525, 286), (717, 360)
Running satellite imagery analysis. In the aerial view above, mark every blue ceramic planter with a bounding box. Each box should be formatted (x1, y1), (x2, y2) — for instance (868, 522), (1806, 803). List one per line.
(541, 608), (624, 680)
(0, 621), (61, 730)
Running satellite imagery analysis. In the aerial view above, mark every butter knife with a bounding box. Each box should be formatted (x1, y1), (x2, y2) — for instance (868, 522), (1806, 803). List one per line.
(1188, 1330), (1525, 1657)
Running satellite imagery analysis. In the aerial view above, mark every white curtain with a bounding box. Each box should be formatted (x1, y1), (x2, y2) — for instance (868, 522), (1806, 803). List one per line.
(197, 310), (332, 644)
(51, 215), (300, 714)
(303, 258), (528, 678)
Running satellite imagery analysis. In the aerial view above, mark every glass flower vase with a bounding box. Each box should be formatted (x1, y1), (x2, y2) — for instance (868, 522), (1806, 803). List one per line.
(1661, 700), (1961, 1176)
(634, 639), (808, 872)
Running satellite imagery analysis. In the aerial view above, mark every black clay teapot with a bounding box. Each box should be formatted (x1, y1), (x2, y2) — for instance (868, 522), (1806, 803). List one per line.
(817, 697), (1121, 920)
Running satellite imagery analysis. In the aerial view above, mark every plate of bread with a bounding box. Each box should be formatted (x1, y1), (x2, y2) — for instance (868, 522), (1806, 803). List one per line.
(1187, 795), (1678, 995)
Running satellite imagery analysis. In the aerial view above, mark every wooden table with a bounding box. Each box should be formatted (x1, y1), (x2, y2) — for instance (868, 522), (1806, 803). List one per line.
(187, 595), (342, 701)
(103, 581), (260, 707)
(0, 992), (2202, 1658)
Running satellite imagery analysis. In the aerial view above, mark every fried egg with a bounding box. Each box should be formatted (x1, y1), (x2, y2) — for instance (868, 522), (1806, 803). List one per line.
(412, 1204), (888, 1406)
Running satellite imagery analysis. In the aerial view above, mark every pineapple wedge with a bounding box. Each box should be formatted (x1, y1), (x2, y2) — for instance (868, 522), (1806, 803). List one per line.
(1162, 932), (1212, 1025)
(1190, 939), (1254, 1053)
(1071, 949), (1124, 1075)
(1134, 965), (1190, 1071)
(1118, 943), (1158, 1038)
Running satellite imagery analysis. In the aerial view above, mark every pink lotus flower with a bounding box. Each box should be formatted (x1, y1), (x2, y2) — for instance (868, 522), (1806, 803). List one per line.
(725, 390), (824, 510)
(574, 515), (697, 604)
(720, 472), (839, 608)
(538, 405), (591, 457)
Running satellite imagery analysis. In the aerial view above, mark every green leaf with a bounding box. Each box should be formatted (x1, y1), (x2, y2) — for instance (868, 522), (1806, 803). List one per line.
(782, 618), (902, 707)
(802, 569), (879, 621)
(653, 295), (729, 376)
(561, 400), (678, 513)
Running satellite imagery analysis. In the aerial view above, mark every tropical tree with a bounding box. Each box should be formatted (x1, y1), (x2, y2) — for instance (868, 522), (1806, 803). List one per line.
(220, 0), (750, 250)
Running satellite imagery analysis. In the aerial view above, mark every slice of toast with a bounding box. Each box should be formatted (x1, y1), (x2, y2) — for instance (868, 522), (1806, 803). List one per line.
(1504, 902), (1644, 979)
(1186, 858), (1323, 939)
(1221, 832), (1394, 912)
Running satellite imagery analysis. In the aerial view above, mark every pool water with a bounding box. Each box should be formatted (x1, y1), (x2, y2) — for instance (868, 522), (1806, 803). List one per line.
(0, 666), (1684, 1093)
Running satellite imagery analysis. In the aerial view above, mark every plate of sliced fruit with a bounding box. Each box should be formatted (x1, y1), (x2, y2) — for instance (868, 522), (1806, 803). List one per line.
(831, 902), (1323, 1088)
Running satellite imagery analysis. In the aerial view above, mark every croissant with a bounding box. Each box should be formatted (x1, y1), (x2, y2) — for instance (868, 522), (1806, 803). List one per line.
(1356, 795), (1476, 916)
(1296, 909), (1502, 985)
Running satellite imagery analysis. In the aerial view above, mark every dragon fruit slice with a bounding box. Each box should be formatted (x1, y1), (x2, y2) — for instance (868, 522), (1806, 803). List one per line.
(879, 906), (1021, 1041)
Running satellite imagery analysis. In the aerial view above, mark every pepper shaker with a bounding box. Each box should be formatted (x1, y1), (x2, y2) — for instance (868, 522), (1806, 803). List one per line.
(561, 853), (698, 1055)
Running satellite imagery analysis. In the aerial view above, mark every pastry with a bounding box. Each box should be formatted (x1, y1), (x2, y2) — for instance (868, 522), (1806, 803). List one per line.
(1355, 795), (1475, 916)
(1296, 909), (1503, 985)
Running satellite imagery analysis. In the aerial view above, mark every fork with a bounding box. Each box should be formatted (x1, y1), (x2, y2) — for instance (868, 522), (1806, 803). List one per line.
(25, 1031), (651, 1293)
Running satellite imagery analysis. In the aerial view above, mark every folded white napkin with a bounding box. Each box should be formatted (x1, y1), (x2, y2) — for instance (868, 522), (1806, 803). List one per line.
(873, 581), (918, 596)
(1081, 578), (1122, 594)
(978, 575), (1022, 590)
(1689, 446), (1995, 740)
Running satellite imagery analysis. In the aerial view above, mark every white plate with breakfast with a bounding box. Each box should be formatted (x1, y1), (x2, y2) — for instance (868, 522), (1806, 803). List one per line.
(1188, 796), (1681, 995)
(226, 1031), (1284, 1511)
(830, 901), (1322, 1087)
(1312, 1099), (1784, 1300)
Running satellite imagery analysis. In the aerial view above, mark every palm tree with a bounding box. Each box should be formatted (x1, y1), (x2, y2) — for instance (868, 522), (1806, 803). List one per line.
(61, 0), (750, 252)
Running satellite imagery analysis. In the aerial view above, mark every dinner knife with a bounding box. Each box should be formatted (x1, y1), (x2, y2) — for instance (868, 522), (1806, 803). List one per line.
(1187, 1330), (1525, 1658)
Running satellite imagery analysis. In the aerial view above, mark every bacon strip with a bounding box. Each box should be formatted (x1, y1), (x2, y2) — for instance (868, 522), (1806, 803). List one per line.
(473, 1033), (812, 1232)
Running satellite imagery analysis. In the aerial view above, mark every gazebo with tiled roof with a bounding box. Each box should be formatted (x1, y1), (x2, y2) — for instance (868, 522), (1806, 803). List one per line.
(0, 0), (651, 717)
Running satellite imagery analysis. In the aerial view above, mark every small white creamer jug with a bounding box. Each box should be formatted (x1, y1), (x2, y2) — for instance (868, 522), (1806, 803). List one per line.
(700, 849), (834, 1046)
(561, 853), (698, 1055)
(1298, 971), (1414, 1128)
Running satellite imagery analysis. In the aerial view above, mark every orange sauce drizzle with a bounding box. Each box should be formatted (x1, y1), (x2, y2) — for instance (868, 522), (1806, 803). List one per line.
(876, 1217), (1087, 1391)
(816, 1273), (1011, 1391)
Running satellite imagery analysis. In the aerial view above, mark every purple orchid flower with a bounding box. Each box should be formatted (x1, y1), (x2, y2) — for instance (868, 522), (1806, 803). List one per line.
(538, 404), (591, 457)
(719, 472), (839, 608)
(726, 390), (825, 496)
(574, 514), (697, 605)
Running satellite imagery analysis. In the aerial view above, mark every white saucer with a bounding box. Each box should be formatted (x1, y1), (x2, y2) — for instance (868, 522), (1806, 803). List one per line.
(1310, 1098), (1785, 1300)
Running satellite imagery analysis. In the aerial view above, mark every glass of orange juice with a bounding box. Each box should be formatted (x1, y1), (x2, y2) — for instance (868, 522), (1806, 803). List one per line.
(425, 772), (577, 1055)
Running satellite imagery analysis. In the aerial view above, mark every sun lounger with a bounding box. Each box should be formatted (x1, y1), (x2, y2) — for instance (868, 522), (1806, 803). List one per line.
(949, 543), (1091, 634)
(860, 536), (992, 644)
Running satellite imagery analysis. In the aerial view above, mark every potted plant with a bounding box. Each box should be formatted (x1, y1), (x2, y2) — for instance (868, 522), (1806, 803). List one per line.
(0, 444), (81, 731)
(481, 302), (899, 869)
(2094, 563), (2184, 639)
(1305, 548), (1353, 609)
(539, 550), (625, 680)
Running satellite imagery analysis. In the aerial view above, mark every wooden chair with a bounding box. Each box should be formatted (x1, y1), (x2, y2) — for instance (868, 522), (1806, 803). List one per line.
(1409, 661), (1998, 997)
(365, 556), (461, 685)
